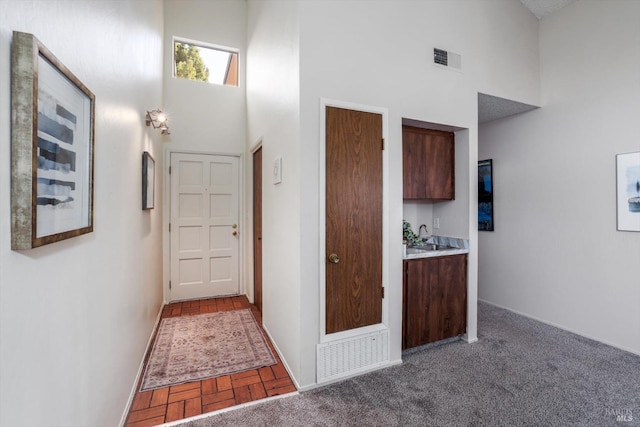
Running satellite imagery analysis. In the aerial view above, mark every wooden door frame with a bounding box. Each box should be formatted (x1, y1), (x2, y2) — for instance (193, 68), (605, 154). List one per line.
(250, 140), (263, 309)
(162, 148), (245, 303)
(319, 98), (390, 342)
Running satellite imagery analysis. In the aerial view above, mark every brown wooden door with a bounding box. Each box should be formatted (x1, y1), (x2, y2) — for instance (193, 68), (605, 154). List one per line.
(325, 106), (383, 334)
(253, 147), (263, 313)
(402, 126), (455, 200)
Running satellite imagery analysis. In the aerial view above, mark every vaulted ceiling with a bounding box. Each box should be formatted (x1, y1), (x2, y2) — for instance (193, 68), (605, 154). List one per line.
(519, 0), (578, 19)
(479, 1), (579, 123)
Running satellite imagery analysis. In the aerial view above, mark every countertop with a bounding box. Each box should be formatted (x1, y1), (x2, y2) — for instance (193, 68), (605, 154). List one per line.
(403, 235), (470, 260)
(404, 246), (469, 260)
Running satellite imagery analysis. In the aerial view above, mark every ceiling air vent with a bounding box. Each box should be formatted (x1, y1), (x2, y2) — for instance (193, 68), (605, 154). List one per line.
(433, 48), (462, 71)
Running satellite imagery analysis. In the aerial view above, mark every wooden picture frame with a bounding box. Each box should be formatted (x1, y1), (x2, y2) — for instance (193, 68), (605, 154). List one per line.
(11, 31), (95, 249)
(478, 159), (494, 231)
(616, 151), (640, 232)
(142, 152), (155, 210)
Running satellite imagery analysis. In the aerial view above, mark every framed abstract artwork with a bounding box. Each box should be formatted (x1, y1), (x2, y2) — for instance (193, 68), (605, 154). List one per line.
(478, 159), (494, 231)
(616, 151), (640, 232)
(142, 152), (155, 210)
(11, 31), (95, 249)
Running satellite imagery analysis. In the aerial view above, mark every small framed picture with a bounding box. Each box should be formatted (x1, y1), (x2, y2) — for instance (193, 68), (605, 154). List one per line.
(478, 159), (494, 231)
(616, 151), (640, 232)
(142, 152), (155, 210)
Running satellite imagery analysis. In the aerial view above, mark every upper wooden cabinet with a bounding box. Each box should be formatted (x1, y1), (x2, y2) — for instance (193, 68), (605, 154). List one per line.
(402, 126), (455, 200)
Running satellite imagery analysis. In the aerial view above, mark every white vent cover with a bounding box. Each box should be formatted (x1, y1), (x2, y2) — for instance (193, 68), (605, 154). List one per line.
(317, 330), (389, 383)
(433, 48), (462, 71)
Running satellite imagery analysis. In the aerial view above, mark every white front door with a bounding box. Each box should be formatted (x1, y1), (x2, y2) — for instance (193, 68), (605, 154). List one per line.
(170, 152), (240, 301)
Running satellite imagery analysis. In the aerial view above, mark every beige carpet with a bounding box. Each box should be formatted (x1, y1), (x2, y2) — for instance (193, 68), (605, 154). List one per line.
(141, 309), (276, 391)
(179, 302), (640, 427)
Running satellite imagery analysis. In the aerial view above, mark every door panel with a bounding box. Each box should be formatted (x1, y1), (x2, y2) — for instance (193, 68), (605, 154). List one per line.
(170, 153), (240, 301)
(439, 255), (467, 338)
(405, 257), (439, 348)
(404, 255), (467, 347)
(325, 106), (383, 334)
(402, 126), (454, 200)
(253, 147), (263, 312)
(402, 129), (427, 199)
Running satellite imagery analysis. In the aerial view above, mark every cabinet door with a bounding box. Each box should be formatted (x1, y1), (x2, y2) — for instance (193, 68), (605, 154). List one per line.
(403, 255), (467, 349)
(404, 257), (439, 348)
(402, 128), (428, 199)
(434, 255), (467, 340)
(402, 262), (407, 349)
(402, 126), (455, 200)
(425, 132), (454, 200)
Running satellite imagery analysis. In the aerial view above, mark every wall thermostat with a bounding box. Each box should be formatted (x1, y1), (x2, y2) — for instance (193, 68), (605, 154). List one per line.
(273, 156), (282, 184)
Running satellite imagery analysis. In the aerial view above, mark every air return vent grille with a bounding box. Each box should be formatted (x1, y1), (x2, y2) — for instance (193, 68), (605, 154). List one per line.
(433, 48), (462, 71)
(317, 330), (389, 383)
(434, 48), (448, 66)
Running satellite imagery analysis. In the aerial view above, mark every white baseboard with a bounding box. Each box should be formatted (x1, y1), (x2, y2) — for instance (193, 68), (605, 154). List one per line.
(118, 302), (165, 427)
(298, 358), (403, 392)
(262, 323), (403, 392)
(463, 334), (478, 344)
(478, 298), (640, 357)
(261, 323), (302, 390)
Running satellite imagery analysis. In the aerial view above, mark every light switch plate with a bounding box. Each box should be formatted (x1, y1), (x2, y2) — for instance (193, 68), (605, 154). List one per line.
(273, 156), (282, 184)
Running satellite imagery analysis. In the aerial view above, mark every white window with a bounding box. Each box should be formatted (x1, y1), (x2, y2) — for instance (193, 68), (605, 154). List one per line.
(173, 38), (238, 86)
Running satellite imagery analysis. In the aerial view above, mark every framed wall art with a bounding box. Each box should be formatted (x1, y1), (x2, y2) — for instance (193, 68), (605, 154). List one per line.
(11, 31), (95, 250)
(616, 151), (640, 232)
(478, 159), (494, 231)
(142, 151), (155, 210)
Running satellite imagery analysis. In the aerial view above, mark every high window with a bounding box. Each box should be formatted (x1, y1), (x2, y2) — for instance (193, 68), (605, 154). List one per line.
(173, 38), (238, 86)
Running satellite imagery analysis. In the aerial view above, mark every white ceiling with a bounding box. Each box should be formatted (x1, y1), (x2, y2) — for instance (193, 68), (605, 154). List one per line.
(519, 0), (578, 19)
(478, 1), (577, 123)
(478, 93), (538, 124)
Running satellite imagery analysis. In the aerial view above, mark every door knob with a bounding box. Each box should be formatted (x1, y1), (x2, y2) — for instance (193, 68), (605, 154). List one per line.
(232, 231), (238, 236)
(328, 253), (340, 264)
(232, 224), (238, 229)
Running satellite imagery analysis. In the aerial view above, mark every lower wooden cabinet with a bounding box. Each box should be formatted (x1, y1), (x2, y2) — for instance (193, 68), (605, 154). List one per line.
(402, 254), (467, 349)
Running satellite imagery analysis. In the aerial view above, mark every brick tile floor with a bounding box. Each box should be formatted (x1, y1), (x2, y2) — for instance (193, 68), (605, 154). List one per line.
(125, 296), (296, 426)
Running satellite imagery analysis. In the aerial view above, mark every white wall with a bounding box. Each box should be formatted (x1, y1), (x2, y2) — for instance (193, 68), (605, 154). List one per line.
(433, 129), (472, 240)
(246, 0), (303, 384)
(478, 0), (640, 355)
(163, 0), (247, 154)
(0, 1), (164, 426)
(403, 201), (434, 238)
(162, 0), (248, 303)
(290, 0), (539, 388)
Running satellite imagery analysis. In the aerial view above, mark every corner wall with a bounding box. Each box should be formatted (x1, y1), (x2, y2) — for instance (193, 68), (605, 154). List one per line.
(0, 1), (165, 426)
(295, 0), (539, 388)
(246, 0), (303, 384)
(478, 0), (640, 355)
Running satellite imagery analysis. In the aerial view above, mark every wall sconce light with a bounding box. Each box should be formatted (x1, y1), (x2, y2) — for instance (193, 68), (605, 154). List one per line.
(145, 109), (170, 135)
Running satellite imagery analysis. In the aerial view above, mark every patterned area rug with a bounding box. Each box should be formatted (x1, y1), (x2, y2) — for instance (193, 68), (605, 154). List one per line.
(141, 309), (276, 391)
